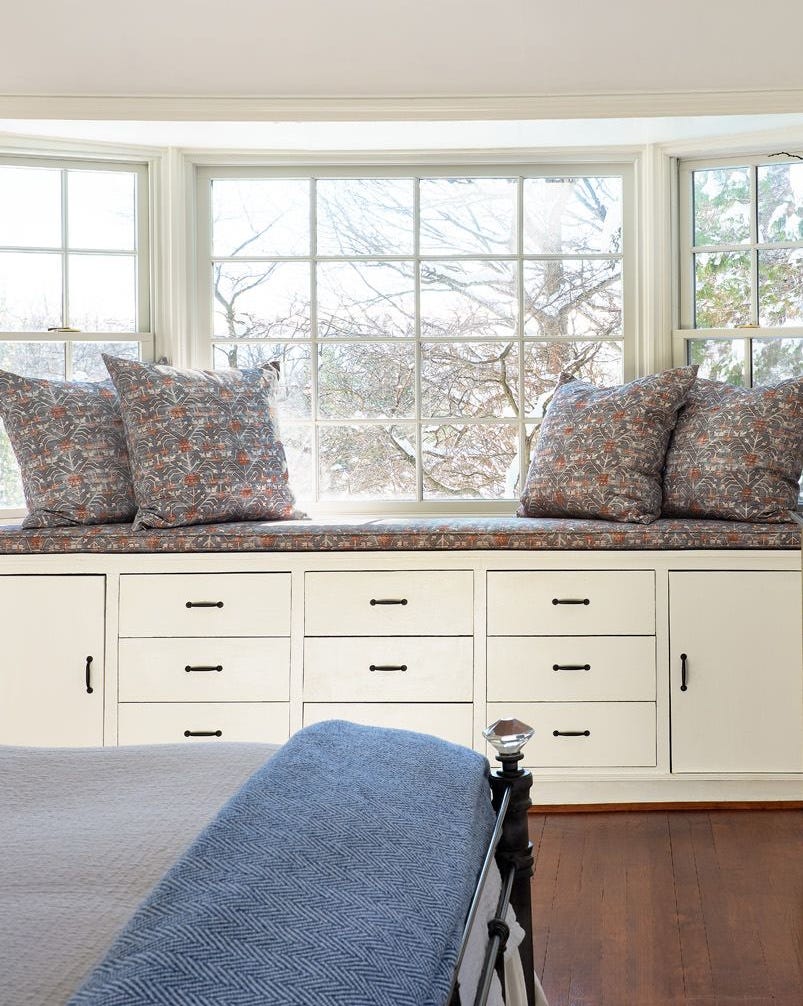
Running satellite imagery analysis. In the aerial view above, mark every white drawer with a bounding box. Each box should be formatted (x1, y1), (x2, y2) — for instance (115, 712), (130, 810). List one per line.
(304, 637), (472, 702)
(117, 702), (290, 745)
(486, 701), (656, 768)
(303, 702), (473, 748)
(487, 571), (654, 636)
(119, 573), (291, 637)
(119, 638), (290, 702)
(305, 571), (473, 636)
(487, 637), (655, 702)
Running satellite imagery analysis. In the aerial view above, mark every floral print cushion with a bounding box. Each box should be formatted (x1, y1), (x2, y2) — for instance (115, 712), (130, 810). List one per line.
(662, 377), (803, 523)
(519, 367), (698, 524)
(0, 370), (137, 528)
(103, 356), (302, 531)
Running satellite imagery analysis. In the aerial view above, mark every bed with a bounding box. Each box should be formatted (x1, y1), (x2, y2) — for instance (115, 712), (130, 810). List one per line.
(0, 720), (547, 1006)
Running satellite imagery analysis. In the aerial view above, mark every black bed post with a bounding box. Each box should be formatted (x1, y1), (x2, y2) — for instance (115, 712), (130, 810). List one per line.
(483, 718), (536, 1006)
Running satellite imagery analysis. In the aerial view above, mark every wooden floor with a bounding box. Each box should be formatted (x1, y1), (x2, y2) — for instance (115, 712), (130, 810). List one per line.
(529, 810), (803, 1006)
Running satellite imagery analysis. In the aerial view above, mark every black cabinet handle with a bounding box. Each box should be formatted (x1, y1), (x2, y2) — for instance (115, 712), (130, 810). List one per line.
(680, 653), (688, 691)
(369, 664), (408, 672)
(370, 598), (408, 606)
(185, 665), (223, 673)
(185, 601), (224, 609)
(553, 663), (591, 671)
(184, 730), (222, 737)
(552, 598), (590, 606)
(553, 730), (591, 737)
(85, 655), (93, 694)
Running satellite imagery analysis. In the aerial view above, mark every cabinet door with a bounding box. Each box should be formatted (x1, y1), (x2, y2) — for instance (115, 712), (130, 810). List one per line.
(0, 575), (105, 746)
(670, 571), (802, 773)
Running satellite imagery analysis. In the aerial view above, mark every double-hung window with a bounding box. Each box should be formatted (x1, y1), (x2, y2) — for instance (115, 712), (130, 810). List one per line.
(197, 164), (632, 511)
(0, 156), (151, 511)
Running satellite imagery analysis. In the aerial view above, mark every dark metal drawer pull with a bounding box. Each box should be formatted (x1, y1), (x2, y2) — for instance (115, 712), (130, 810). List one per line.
(85, 655), (94, 694)
(185, 665), (223, 673)
(370, 598), (408, 606)
(184, 730), (222, 737)
(680, 652), (688, 691)
(553, 663), (591, 671)
(552, 598), (590, 606)
(369, 664), (408, 672)
(185, 601), (224, 609)
(552, 730), (591, 737)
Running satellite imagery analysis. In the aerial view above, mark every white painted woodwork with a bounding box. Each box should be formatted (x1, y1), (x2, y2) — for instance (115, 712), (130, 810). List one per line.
(118, 638), (291, 702)
(669, 571), (803, 773)
(487, 636), (656, 702)
(305, 571), (473, 636)
(303, 702), (473, 749)
(303, 637), (473, 702)
(487, 570), (655, 636)
(118, 702), (290, 745)
(119, 573), (291, 637)
(0, 575), (105, 746)
(487, 701), (656, 768)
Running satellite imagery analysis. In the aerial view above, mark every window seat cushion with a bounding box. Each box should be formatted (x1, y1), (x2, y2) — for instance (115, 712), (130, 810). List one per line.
(0, 515), (798, 554)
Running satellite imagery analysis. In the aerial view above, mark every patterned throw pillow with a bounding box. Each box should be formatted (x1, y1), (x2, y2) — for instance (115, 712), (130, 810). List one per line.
(0, 370), (136, 528)
(662, 377), (803, 523)
(103, 356), (302, 530)
(518, 367), (698, 524)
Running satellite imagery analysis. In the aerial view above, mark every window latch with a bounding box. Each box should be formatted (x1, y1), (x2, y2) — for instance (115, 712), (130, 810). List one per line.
(47, 326), (82, 333)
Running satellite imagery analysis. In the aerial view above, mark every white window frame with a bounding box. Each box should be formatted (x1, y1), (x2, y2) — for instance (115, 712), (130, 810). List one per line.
(194, 159), (636, 515)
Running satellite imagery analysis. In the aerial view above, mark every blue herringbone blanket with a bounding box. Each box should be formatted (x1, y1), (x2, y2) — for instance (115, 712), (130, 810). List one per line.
(69, 721), (495, 1005)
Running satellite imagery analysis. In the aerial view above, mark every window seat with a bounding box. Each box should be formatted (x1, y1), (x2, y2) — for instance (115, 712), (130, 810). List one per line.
(0, 514), (798, 554)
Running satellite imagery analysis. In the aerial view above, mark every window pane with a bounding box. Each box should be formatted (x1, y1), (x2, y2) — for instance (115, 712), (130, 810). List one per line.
(758, 163), (803, 243)
(421, 341), (519, 418)
(752, 338), (803, 383)
(71, 341), (139, 382)
(0, 165), (61, 248)
(420, 178), (516, 254)
(0, 251), (62, 331)
(420, 260), (516, 339)
(686, 338), (746, 385)
(522, 341), (623, 417)
(280, 424), (314, 501)
(68, 170), (136, 251)
(213, 262), (310, 339)
(523, 258), (621, 338)
(211, 178), (310, 257)
(524, 177), (622, 254)
(319, 424), (417, 500)
(693, 167), (750, 246)
(317, 261), (414, 339)
(68, 254), (137, 332)
(694, 252), (751, 328)
(318, 343), (414, 419)
(758, 249), (803, 327)
(213, 341), (312, 418)
(422, 423), (518, 499)
(317, 178), (414, 256)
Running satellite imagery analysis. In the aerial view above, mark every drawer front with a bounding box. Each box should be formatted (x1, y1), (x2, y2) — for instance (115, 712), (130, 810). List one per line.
(487, 637), (655, 702)
(487, 571), (654, 636)
(119, 638), (290, 702)
(305, 571), (473, 636)
(304, 637), (473, 702)
(303, 703), (473, 748)
(119, 573), (291, 637)
(486, 702), (656, 768)
(118, 702), (290, 745)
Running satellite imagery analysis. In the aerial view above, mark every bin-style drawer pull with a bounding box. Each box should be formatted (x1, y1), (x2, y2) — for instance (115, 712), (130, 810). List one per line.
(369, 664), (408, 672)
(680, 652), (688, 691)
(552, 598), (590, 606)
(185, 600), (224, 609)
(552, 729), (591, 737)
(85, 655), (94, 694)
(553, 663), (591, 671)
(184, 729), (223, 738)
(185, 664), (223, 673)
(369, 598), (408, 606)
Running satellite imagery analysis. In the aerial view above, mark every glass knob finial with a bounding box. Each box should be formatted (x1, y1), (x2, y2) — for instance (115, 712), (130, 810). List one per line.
(483, 718), (534, 756)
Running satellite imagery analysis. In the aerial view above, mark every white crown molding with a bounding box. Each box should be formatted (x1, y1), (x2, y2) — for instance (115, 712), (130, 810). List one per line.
(2, 89), (803, 121)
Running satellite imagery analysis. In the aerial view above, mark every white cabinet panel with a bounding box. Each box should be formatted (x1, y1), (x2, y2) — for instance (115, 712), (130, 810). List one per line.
(670, 571), (802, 773)
(0, 575), (105, 746)
(303, 702), (473, 748)
(118, 702), (290, 745)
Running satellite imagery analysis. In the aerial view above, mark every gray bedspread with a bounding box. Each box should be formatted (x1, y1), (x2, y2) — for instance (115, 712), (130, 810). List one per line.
(0, 742), (278, 1006)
